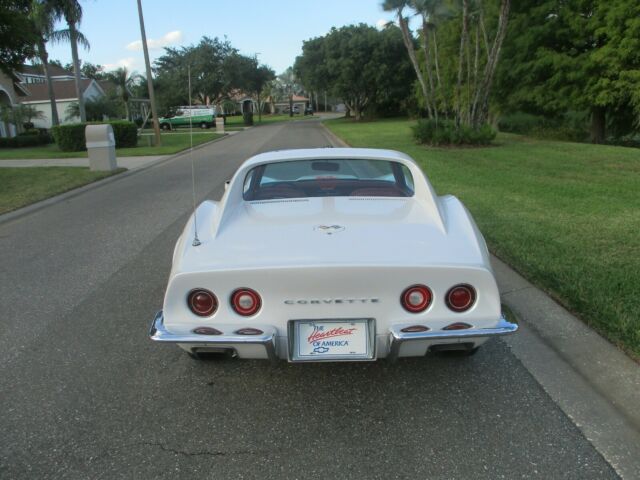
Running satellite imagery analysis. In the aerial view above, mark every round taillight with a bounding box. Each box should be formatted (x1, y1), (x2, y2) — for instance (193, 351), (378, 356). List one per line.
(188, 289), (217, 317)
(446, 284), (476, 312)
(231, 288), (261, 316)
(401, 285), (432, 313)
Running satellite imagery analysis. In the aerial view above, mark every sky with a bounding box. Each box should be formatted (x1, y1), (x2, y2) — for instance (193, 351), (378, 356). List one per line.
(45, 0), (401, 75)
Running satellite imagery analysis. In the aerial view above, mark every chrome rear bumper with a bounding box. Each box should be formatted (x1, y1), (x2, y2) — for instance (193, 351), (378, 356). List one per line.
(150, 311), (517, 363)
(149, 311), (278, 363)
(387, 315), (518, 362)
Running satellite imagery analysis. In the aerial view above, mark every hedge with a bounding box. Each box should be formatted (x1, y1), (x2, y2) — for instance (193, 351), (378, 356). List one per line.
(108, 121), (137, 148)
(0, 132), (52, 148)
(52, 120), (138, 152)
(412, 119), (496, 146)
(51, 123), (85, 151)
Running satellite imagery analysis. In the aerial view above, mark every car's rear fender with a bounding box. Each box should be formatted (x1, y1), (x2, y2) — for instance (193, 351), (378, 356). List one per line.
(162, 264), (501, 336)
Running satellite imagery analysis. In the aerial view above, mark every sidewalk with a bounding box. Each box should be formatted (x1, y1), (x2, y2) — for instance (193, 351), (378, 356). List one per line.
(0, 155), (168, 170)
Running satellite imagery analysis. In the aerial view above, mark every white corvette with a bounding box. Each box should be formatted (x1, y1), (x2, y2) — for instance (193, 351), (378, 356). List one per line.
(149, 148), (517, 362)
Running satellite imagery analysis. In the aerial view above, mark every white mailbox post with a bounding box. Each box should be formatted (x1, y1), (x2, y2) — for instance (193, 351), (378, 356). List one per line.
(85, 124), (117, 171)
(215, 116), (225, 134)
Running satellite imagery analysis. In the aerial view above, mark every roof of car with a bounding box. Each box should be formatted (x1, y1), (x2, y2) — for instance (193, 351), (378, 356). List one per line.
(241, 148), (415, 169)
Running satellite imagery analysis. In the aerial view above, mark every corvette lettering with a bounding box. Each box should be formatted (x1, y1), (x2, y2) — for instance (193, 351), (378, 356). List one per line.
(284, 298), (379, 305)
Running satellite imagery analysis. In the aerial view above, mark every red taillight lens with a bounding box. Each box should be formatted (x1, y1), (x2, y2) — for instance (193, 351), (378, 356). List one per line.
(231, 288), (261, 316)
(401, 285), (432, 313)
(442, 322), (473, 330)
(192, 326), (222, 335)
(188, 289), (217, 316)
(400, 325), (430, 333)
(446, 284), (476, 312)
(235, 327), (264, 335)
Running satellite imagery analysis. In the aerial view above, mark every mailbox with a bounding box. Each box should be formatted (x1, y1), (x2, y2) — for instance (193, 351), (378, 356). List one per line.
(215, 117), (225, 134)
(85, 124), (117, 171)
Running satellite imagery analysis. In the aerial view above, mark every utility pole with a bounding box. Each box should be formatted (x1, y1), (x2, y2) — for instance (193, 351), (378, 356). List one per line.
(137, 0), (161, 146)
(324, 91), (327, 112)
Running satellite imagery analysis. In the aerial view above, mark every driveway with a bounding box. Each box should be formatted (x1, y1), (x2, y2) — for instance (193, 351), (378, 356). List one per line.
(0, 120), (619, 479)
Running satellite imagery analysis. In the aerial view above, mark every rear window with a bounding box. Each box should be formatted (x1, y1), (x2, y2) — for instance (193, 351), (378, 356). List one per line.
(243, 159), (414, 201)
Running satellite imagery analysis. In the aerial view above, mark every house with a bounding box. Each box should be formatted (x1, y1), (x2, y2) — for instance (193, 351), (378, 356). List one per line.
(225, 90), (258, 115)
(19, 78), (106, 128)
(273, 94), (309, 114)
(1, 65), (113, 135)
(17, 64), (75, 84)
(0, 71), (29, 138)
(15, 65), (107, 128)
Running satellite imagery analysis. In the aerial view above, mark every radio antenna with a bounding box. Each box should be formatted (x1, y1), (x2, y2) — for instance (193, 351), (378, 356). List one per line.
(188, 64), (201, 247)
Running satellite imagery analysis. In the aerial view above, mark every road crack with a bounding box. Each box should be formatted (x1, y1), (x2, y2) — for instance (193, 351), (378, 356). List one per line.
(137, 441), (269, 458)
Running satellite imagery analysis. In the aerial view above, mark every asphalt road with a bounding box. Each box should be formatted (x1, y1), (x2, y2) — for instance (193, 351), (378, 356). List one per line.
(0, 120), (618, 479)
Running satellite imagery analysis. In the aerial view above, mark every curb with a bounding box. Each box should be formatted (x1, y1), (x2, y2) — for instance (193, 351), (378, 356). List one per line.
(320, 121), (350, 147)
(494, 254), (640, 479)
(0, 133), (234, 226)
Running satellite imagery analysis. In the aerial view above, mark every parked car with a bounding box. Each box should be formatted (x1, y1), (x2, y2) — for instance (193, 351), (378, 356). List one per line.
(149, 148), (517, 362)
(304, 106), (314, 115)
(159, 106), (216, 130)
(284, 106), (300, 114)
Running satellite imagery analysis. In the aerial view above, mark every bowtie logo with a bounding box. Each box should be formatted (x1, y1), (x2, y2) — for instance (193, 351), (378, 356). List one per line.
(315, 225), (345, 235)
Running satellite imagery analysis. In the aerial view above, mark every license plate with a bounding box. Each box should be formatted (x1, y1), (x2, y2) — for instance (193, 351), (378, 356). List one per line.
(289, 319), (374, 361)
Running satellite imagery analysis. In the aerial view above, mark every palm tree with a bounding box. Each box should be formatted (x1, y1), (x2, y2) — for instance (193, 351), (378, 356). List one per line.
(108, 67), (141, 120)
(54, 0), (90, 122)
(382, 0), (433, 118)
(29, 0), (61, 126)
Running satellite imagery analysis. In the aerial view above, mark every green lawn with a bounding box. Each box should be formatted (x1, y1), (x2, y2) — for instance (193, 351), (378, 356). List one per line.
(225, 113), (313, 126)
(0, 132), (222, 160)
(0, 167), (125, 215)
(325, 117), (640, 358)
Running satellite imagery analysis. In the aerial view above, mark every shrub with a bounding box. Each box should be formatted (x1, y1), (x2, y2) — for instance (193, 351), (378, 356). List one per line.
(52, 120), (138, 151)
(412, 119), (496, 146)
(498, 111), (590, 142)
(107, 120), (137, 148)
(0, 132), (52, 148)
(19, 128), (41, 136)
(51, 123), (86, 151)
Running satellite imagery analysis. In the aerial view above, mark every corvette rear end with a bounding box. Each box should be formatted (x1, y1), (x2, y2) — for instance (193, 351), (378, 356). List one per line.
(149, 148), (517, 362)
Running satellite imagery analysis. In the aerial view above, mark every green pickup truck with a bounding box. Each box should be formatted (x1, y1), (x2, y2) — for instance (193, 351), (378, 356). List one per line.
(159, 106), (217, 130)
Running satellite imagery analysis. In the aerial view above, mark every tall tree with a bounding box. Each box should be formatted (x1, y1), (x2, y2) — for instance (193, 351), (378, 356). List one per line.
(0, 0), (37, 75)
(382, 0), (510, 128)
(276, 67), (301, 117)
(154, 37), (236, 110)
(107, 67), (140, 120)
(250, 63), (275, 121)
(29, 0), (62, 125)
(382, 0), (433, 117)
(496, 0), (640, 143)
(55, 0), (89, 122)
(295, 24), (413, 120)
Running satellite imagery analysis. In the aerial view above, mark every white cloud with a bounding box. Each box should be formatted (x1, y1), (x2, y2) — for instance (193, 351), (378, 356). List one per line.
(376, 18), (391, 29)
(126, 30), (183, 51)
(103, 57), (138, 72)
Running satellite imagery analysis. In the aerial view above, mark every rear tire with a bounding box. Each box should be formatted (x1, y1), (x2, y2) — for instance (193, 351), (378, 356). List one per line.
(161, 123), (170, 131)
(200, 122), (208, 129)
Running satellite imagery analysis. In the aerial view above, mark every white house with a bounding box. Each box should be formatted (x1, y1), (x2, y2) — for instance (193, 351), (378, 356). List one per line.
(20, 78), (105, 128)
(17, 64), (75, 84)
